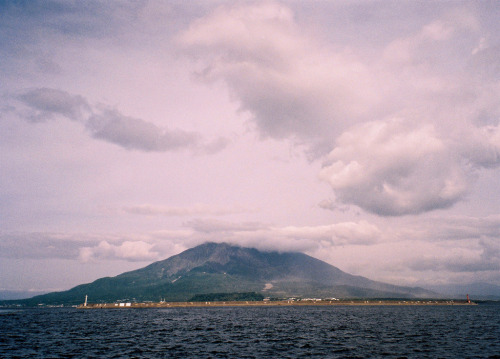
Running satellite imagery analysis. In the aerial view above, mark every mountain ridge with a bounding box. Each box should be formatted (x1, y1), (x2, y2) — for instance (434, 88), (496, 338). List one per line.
(1, 242), (436, 305)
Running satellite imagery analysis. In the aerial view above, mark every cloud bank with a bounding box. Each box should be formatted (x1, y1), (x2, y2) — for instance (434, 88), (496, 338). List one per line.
(3, 213), (500, 284)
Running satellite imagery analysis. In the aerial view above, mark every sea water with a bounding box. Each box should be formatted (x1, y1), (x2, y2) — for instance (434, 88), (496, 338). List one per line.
(1, 304), (499, 358)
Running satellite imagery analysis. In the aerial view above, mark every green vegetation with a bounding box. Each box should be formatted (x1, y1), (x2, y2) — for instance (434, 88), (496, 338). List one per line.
(189, 292), (265, 302)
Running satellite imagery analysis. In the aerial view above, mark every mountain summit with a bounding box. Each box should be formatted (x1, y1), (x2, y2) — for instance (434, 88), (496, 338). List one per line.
(11, 242), (434, 305)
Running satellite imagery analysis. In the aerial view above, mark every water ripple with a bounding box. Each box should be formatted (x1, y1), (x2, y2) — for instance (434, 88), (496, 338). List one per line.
(1, 305), (499, 358)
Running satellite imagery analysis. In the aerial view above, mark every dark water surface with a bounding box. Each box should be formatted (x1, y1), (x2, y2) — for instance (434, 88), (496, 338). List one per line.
(1, 304), (499, 358)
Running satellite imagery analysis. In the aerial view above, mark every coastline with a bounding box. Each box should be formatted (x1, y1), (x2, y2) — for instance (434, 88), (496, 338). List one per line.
(77, 299), (475, 309)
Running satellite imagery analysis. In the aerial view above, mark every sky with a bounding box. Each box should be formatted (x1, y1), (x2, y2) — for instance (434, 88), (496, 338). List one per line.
(1, 0), (500, 294)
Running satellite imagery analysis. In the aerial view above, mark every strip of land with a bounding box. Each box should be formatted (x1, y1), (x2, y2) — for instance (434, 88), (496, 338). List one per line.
(78, 299), (475, 309)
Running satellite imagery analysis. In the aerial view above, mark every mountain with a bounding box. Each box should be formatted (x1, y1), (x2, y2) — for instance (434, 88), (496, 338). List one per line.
(2, 242), (435, 306)
(0, 290), (48, 300)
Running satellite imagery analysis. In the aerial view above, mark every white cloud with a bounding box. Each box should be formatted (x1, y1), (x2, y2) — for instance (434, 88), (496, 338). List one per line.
(179, 2), (500, 218)
(184, 218), (381, 248)
(319, 119), (469, 216)
(79, 240), (159, 262)
(3, 211), (500, 285)
(178, 2), (500, 217)
(179, 1), (378, 153)
(318, 120), (500, 217)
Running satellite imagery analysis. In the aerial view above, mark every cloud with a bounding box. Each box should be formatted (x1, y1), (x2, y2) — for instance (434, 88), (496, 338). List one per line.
(319, 119), (500, 216)
(123, 203), (250, 217)
(319, 119), (469, 216)
(2, 213), (499, 283)
(180, 3), (500, 216)
(407, 214), (500, 242)
(196, 136), (232, 155)
(179, 1), (377, 153)
(184, 218), (381, 248)
(15, 87), (228, 154)
(0, 230), (164, 263)
(17, 88), (90, 122)
(469, 44), (500, 81)
(318, 199), (352, 214)
(464, 124), (500, 169)
(408, 250), (500, 273)
(79, 240), (159, 262)
(185, 218), (269, 233)
(86, 109), (200, 152)
(383, 8), (478, 65)
(363, 214), (500, 282)
(0, 232), (96, 260)
(0, 231), (162, 263)
(276, 222), (381, 246)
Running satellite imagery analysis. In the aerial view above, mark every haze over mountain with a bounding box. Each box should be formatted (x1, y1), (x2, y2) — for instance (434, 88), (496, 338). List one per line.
(4, 243), (436, 306)
(424, 282), (500, 301)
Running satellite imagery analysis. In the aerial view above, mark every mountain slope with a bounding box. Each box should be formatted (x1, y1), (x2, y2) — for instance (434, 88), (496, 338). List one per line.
(4, 242), (435, 305)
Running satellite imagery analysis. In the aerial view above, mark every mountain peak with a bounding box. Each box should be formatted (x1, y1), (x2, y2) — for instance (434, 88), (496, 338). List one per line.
(6, 242), (436, 305)
(182, 241), (244, 263)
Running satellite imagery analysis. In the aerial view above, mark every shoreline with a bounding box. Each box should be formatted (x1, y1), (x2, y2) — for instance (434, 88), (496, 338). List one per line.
(77, 299), (475, 309)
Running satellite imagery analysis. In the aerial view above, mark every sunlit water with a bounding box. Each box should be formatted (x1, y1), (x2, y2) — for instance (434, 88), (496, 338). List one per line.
(1, 304), (499, 358)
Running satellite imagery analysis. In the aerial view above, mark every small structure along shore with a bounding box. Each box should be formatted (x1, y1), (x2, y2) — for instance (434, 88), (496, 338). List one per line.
(77, 299), (475, 309)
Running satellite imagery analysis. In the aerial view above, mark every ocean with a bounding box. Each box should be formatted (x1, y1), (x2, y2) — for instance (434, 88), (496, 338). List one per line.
(1, 304), (499, 358)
